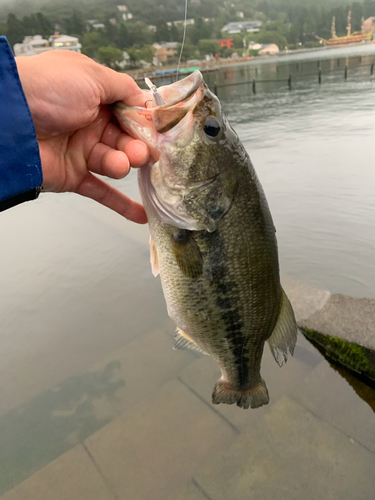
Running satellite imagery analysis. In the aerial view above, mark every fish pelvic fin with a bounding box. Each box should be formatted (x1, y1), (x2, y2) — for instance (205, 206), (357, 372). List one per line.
(149, 236), (160, 277)
(212, 379), (269, 409)
(173, 328), (209, 355)
(267, 288), (298, 367)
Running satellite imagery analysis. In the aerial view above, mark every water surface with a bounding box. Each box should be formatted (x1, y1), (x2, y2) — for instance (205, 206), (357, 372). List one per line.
(0, 44), (375, 498)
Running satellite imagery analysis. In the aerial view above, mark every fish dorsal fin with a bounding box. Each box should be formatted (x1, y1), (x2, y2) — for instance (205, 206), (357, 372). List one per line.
(149, 236), (159, 277)
(267, 289), (298, 367)
(171, 230), (203, 280)
(173, 328), (209, 355)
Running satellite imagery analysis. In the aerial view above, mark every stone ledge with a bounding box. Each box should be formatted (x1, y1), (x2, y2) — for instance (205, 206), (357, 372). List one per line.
(282, 277), (375, 352)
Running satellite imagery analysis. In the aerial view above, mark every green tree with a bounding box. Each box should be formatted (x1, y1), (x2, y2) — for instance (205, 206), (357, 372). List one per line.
(97, 45), (124, 69)
(136, 44), (154, 62)
(65, 11), (85, 36)
(198, 39), (220, 56)
(190, 17), (212, 45)
(256, 30), (288, 49)
(116, 23), (134, 49)
(127, 22), (153, 45)
(179, 42), (198, 61)
(81, 30), (109, 59)
(155, 18), (170, 42)
(24, 12), (53, 37)
(6, 13), (26, 47)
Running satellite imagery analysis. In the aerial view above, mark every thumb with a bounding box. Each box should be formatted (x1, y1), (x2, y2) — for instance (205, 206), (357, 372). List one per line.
(97, 66), (146, 108)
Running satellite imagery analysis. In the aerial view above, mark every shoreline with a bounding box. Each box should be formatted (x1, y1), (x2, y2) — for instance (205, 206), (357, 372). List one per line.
(125, 41), (375, 83)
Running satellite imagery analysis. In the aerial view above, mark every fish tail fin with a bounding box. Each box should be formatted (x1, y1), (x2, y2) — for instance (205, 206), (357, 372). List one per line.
(212, 379), (269, 409)
(267, 288), (298, 367)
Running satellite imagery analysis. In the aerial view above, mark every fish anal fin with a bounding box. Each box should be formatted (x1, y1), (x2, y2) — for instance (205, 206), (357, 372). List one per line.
(212, 379), (269, 409)
(173, 328), (209, 355)
(267, 288), (298, 367)
(171, 230), (203, 280)
(149, 236), (159, 277)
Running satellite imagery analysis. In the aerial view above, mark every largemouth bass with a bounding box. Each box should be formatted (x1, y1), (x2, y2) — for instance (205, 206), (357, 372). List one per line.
(114, 71), (297, 409)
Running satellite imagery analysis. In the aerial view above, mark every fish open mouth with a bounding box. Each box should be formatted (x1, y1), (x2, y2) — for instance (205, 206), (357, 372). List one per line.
(114, 71), (205, 139)
(113, 71), (227, 232)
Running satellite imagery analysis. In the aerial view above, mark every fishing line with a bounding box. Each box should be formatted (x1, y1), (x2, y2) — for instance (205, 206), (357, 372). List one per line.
(144, 0), (187, 104)
(176, 0), (188, 79)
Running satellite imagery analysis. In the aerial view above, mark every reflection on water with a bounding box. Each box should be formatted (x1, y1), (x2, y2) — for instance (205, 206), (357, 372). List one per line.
(1, 45), (375, 498)
(302, 331), (375, 413)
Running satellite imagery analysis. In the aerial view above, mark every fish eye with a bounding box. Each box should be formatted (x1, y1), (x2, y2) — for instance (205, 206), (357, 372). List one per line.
(203, 117), (221, 138)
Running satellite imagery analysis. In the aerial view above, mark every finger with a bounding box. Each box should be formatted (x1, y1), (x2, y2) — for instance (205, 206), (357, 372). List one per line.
(88, 143), (130, 179)
(98, 68), (146, 107)
(101, 121), (122, 149)
(116, 135), (149, 168)
(101, 122), (149, 167)
(76, 173), (147, 223)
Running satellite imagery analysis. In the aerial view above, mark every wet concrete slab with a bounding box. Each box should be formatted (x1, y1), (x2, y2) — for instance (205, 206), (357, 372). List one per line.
(191, 397), (375, 500)
(0, 323), (194, 496)
(166, 480), (211, 500)
(178, 334), (320, 430)
(0, 445), (115, 500)
(84, 379), (237, 500)
(85, 321), (197, 415)
(290, 359), (375, 454)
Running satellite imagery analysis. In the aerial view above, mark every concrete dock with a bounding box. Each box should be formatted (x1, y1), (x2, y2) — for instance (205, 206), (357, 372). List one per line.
(1, 267), (374, 499)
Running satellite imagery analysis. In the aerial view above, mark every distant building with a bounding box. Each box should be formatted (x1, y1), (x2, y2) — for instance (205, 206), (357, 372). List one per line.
(117, 4), (133, 19)
(116, 51), (131, 69)
(87, 20), (106, 29)
(51, 35), (82, 51)
(258, 43), (279, 55)
(222, 21), (262, 34)
(167, 19), (195, 27)
(14, 36), (51, 56)
(14, 34), (81, 57)
(153, 42), (179, 64)
(249, 41), (262, 50)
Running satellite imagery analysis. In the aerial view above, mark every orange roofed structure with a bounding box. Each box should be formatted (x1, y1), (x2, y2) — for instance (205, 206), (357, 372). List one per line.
(217, 38), (234, 48)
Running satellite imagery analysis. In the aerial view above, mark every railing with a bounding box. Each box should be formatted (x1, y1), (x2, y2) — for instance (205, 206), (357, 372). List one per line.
(214, 58), (375, 95)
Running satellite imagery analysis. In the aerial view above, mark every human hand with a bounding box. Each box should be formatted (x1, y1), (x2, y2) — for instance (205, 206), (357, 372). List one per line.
(16, 50), (149, 223)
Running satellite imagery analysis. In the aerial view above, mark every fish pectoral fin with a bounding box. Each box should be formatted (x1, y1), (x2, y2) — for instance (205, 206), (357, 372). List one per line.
(267, 288), (298, 367)
(173, 328), (209, 355)
(149, 236), (160, 277)
(171, 230), (203, 280)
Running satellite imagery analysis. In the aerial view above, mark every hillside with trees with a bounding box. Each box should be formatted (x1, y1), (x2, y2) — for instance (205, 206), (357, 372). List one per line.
(1, 0), (375, 67)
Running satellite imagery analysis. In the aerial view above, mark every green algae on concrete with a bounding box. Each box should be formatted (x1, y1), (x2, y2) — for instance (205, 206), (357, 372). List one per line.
(302, 328), (375, 383)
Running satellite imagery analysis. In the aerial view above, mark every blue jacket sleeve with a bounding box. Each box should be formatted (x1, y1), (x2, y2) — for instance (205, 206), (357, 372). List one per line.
(0, 36), (43, 211)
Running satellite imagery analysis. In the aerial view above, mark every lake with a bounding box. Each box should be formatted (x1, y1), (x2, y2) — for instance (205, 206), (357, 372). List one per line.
(0, 44), (374, 499)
